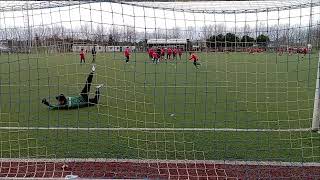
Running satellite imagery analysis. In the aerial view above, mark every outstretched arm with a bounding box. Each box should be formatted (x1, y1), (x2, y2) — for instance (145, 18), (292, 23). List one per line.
(42, 98), (68, 110)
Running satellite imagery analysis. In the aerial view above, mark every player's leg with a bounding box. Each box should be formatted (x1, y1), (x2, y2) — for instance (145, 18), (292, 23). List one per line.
(193, 61), (199, 68)
(80, 65), (95, 97)
(89, 84), (103, 105)
(92, 55), (95, 63)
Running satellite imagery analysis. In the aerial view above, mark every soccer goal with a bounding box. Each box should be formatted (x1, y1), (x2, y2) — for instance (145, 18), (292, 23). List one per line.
(0, 0), (320, 179)
(312, 52), (320, 132)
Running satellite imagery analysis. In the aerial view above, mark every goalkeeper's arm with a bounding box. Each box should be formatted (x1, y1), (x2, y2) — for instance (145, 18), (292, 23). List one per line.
(42, 98), (68, 110)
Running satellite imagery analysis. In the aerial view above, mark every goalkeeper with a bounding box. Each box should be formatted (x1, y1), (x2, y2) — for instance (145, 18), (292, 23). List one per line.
(41, 65), (103, 110)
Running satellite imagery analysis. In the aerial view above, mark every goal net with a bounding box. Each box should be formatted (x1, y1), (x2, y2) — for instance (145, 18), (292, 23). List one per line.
(0, 0), (320, 179)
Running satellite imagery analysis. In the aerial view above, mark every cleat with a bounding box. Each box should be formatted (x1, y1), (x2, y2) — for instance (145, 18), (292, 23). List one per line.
(96, 84), (104, 89)
(91, 65), (96, 72)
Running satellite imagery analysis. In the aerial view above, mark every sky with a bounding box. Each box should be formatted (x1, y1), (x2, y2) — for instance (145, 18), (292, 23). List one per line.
(0, 1), (319, 37)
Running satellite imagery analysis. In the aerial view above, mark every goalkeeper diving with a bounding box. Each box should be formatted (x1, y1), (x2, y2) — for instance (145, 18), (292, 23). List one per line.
(41, 65), (103, 110)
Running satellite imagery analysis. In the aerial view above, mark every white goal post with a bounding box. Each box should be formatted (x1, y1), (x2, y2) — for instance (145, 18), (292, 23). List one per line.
(312, 51), (320, 132)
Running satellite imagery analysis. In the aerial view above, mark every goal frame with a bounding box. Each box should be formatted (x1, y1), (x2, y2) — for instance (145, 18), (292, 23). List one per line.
(312, 51), (320, 132)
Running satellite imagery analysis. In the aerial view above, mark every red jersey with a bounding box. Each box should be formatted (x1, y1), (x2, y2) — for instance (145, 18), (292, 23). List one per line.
(303, 48), (307, 54)
(152, 52), (159, 58)
(173, 48), (177, 55)
(148, 48), (154, 56)
(167, 48), (173, 55)
(178, 49), (182, 55)
(189, 54), (198, 61)
(124, 48), (130, 57)
(161, 48), (165, 55)
(80, 50), (85, 58)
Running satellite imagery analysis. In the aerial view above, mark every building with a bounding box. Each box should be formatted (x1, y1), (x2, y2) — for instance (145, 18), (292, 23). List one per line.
(72, 44), (136, 53)
(105, 46), (136, 52)
(72, 44), (105, 53)
(0, 44), (10, 53)
(147, 39), (188, 50)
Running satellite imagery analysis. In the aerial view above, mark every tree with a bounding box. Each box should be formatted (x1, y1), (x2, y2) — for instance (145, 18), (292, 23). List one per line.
(216, 34), (225, 47)
(94, 25), (105, 43)
(108, 26), (121, 45)
(225, 33), (239, 47)
(201, 25), (214, 40)
(240, 35), (255, 47)
(34, 33), (41, 46)
(108, 34), (115, 45)
(256, 34), (270, 47)
(168, 27), (181, 39)
(80, 24), (91, 40)
(185, 26), (196, 40)
(206, 35), (216, 48)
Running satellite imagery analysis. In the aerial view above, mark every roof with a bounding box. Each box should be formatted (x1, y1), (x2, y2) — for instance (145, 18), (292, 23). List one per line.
(147, 39), (187, 45)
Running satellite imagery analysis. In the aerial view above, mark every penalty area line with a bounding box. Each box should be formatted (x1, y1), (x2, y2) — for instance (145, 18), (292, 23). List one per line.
(0, 126), (311, 132)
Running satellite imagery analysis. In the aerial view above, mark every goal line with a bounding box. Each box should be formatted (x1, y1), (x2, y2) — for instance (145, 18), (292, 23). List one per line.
(1, 158), (320, 167)
(0, 126), (311, 132)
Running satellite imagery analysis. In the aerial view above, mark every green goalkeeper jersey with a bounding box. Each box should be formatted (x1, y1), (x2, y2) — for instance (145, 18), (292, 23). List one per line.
(48, 95), (89, 110)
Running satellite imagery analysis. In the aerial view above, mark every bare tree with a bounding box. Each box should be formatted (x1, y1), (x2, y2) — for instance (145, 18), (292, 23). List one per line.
(94, 25), (105, 43)
(167, 27), (181, 39)
(125, 26), (135, 42)
(109, 26), (121, 44)
(80, 24), (91, 40)
(200, 25), (214, 40)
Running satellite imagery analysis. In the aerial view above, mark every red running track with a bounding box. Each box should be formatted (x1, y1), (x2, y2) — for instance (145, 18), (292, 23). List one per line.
(1, 160), (320, 179)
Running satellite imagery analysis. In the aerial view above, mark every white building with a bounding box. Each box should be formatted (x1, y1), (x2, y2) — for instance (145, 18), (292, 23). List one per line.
(147, 39), (188, 50)
(0, 44), (9, 53)
(72, 44), (135, 53)
(105, 46), (136, 52)
(72, 44), (104, 53)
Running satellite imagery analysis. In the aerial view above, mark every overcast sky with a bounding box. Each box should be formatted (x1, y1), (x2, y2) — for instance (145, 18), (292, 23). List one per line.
(0, 1), (319, 34)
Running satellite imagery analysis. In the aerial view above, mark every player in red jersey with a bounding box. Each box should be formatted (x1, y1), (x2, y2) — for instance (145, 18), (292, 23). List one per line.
(160, 47), (165, 60)
(80, 48), (85, 64)
(173, 48), (178, 59)
(124, 47), (131, 63)
(288, 47), (293, 56)
(278, 48), (284, 56)
(302, 47), (308, 57)
(148, 48), (154, 60)
(167, 47), (173, 60)
(178, 48), (183, 60)
(189, 52), (200, 69)
(248, 47), (255, 54)
(152, 51), (159, 64)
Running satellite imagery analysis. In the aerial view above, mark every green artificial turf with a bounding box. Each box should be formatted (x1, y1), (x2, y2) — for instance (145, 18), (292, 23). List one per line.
(0, 51), (319, 162)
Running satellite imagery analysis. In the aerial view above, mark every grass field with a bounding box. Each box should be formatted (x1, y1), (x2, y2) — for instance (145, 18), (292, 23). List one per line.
(0, 51), (320, 162)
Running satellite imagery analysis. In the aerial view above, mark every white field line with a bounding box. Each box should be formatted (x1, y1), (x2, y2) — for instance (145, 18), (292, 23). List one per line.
(0, 158), (320, 167)
(0, 84), (311, 88)
(0, 85), (234, 88)
(0, 126), (311, 132)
